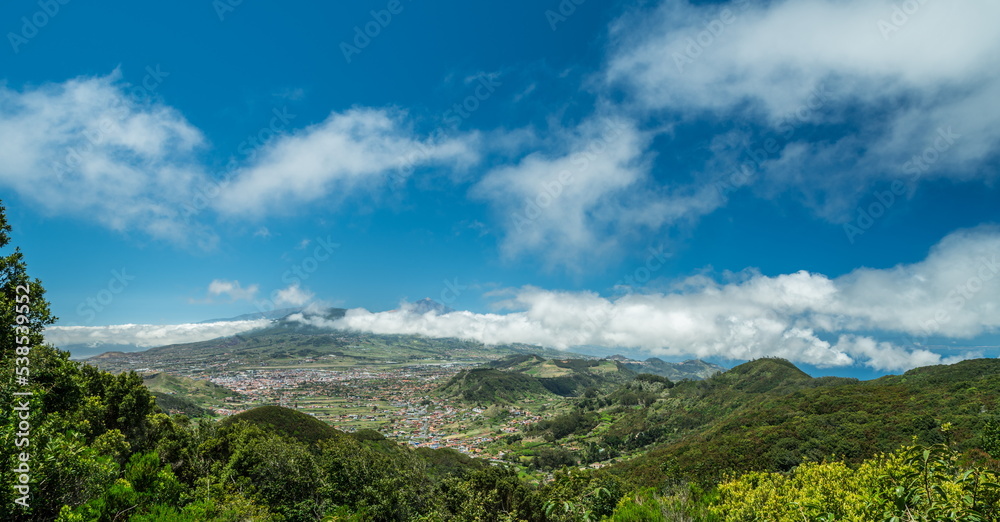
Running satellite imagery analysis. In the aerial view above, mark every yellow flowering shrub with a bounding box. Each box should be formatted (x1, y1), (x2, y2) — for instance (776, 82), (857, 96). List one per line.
(710, 441), (1000, 521)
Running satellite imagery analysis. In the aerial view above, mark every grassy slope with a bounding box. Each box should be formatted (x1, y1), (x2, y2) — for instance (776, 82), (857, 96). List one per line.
(143, 372), (241, 415)
(143, 372), (240, 401)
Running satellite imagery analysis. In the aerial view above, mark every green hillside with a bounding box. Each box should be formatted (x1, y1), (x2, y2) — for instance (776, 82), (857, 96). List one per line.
(535, 357), (1000, 486)
(143, 372), (240, 401)
(439, 367), (553, 403)
(142, 372), (241, 416)
(440, 355), (637, 403)
(149, 392), (210, 417)
(220, 405), (344, 444)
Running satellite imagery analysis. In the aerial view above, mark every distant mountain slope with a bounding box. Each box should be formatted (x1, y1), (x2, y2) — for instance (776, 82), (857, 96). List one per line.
(440, 354), (637, 403)
(408, 298), (454, 315)
(87, 312), (576, 375)
(616, 357), (724, 381)
(198, 307), (304, 323)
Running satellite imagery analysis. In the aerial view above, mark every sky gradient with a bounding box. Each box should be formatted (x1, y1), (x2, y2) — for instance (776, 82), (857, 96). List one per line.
(3, 0), (998, 378)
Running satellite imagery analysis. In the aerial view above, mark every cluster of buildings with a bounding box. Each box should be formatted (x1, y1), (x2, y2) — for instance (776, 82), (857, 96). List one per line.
(198, 365), (547, 457)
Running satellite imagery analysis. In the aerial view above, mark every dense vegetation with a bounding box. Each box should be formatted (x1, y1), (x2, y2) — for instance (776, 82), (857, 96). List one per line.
(4, 200), (1000, 520)
(220, 405), (343, 444)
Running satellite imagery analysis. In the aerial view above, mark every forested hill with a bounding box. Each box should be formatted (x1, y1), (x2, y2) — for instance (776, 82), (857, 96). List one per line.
(438, 355), (637, 403)
(592, 357), (1000, 483)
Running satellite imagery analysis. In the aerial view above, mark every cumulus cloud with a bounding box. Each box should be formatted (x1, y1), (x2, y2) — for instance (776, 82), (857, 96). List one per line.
(0, 73), (480, 244)
(472, 116), (721, 268)
(293, 226), (999, 371)
(606, 0), (1000, 217)
(469, 1), (1000, 267)
(45, 319), (271, 349)
(207, 279), (259, 301)
(273, 283), (315, 307)
(0, 70), (212, 246)
(215, 108), (479, 216)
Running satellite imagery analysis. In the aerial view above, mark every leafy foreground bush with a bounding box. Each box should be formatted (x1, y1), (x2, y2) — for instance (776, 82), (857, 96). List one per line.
(709, 433), (1000, 521)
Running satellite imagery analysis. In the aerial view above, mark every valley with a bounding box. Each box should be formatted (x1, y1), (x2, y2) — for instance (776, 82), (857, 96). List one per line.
(89, 314), (724, 465)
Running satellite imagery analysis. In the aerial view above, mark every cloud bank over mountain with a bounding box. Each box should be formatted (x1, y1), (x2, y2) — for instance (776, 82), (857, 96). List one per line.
(294, 227), (998, 371)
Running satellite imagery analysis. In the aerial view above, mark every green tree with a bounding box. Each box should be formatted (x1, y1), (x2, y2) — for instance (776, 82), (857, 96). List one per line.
(0, 201), (60, 520)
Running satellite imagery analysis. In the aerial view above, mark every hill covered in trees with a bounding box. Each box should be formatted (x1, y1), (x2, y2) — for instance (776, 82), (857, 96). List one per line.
(438, 355), (637, 403)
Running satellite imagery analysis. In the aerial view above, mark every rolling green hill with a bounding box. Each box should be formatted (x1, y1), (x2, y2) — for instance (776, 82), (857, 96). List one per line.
(438, 368), (553, 403)
(220, 405), (344, 444)
(440, 354), (637, 403)
(142, 372), (242, 415)
(143, 372), (241, 401)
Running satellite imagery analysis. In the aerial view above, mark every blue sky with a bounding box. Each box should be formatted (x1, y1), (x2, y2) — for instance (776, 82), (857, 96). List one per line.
(2, 0), (999, 377)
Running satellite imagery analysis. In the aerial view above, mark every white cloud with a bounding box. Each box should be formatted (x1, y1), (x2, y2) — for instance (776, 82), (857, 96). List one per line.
(215, 108), (480, 216)
(0, 71), (212, 246)
(471, 115), (722, 268)
(606, 0), (1000, 216)
(207, 279), (259, 301)
(274, 283), (314, 307)
(297, 226), (999, 371)
(469, 0), (1000, 267)
(0, 74), (480, 244)
(45, 319), (271, 349)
